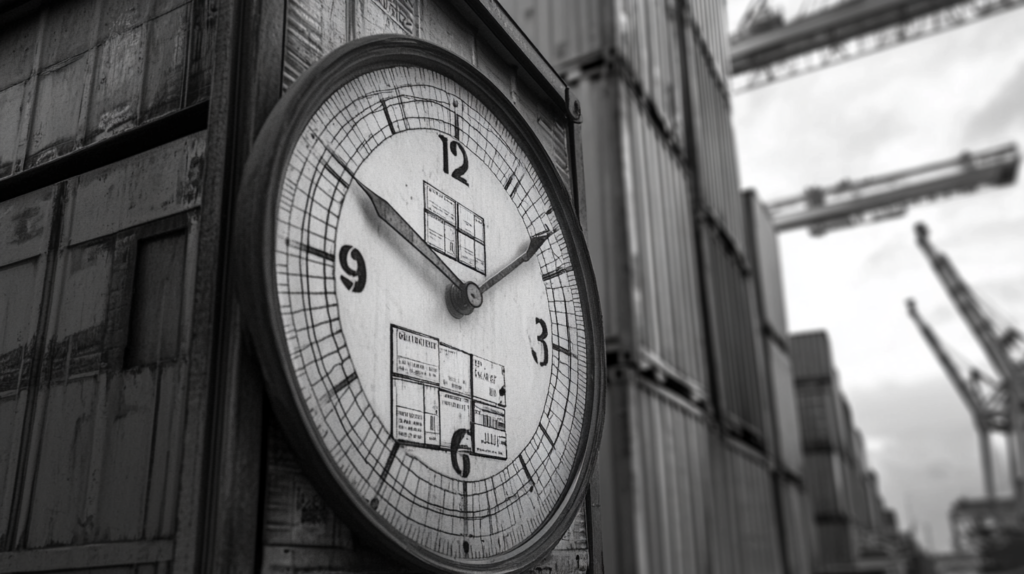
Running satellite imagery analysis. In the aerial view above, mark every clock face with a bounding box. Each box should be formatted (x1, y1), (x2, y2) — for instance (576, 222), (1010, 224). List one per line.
(237, 38), (603, 573)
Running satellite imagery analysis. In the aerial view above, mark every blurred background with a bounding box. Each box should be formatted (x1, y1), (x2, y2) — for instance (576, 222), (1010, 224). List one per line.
(499, 0), (1024, 571)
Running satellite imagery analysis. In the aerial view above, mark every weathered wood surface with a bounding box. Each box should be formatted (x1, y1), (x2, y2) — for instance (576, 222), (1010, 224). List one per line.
(0, 133), (205, 570)
(0, 0), (212, 181)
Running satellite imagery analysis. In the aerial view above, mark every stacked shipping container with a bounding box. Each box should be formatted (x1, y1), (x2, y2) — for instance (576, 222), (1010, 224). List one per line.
(791, 331), (910, 573)
(500, 1), (811, 573)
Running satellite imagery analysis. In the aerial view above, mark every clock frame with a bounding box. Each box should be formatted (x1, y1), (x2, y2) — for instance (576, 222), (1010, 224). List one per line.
(234, 36), (605, 574)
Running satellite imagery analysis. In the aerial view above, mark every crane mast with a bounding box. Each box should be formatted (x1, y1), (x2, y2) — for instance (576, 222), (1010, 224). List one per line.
(907, 299), (1008, 499)
(915, 224), (1024, 513)
(730, 0), (1024, 91)
(767, 144), (1019, 235)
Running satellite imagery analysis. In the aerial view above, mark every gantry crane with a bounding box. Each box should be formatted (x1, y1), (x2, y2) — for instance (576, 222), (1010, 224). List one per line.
(731, 0), (1024, 91)
(767, 143), (1019, 235)
(915, 224), (1024, 517)
(906, 299), (1009, 500)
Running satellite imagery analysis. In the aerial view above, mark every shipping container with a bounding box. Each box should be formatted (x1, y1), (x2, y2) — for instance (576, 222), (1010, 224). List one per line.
(790, 331), (835, 381)
(778, 477), (817, 574)
(804, 451), (851, 519)
(686, 38), (746, 256)
(796, 377), (845, 452)
(686, 0), (732, 83)
(702, 223), (764, 437)
(574, 70), (708, 392)
(865, 472), (884, 531)
(817, 518), (858, 566)
(598, 368), (711, 574)
(497, 0), (688, 144)
(0, 1), (600, 572)
(728, 439), (786, 574)
(744, 191), (789, 341)
(768, 340), (804, 476)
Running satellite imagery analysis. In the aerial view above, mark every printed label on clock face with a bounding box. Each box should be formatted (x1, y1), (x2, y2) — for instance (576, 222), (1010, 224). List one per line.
(390, 325), (506, 458)
(272, 63), (591, 563)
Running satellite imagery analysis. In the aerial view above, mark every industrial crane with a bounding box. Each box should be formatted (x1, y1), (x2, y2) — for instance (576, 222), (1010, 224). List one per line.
(906, 299), (1009, 500)
(731, 0), (1024, 91)
(767, 143), (1019, 235)
(915, 224), (1024, 517)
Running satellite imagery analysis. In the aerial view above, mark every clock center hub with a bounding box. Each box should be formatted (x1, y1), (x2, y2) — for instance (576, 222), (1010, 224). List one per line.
(445, 281), (483, 319)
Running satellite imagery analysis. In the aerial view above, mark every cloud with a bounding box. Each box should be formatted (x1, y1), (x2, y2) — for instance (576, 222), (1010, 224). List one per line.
(965, 62), (1024, 143)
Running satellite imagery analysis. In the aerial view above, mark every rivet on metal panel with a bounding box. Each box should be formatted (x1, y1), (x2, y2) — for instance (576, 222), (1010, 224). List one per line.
(570, 97), (582, 124)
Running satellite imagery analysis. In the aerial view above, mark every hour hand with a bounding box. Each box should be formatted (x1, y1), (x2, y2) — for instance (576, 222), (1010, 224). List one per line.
(480, 231), (553, 294)
(353, 179), (464, 289)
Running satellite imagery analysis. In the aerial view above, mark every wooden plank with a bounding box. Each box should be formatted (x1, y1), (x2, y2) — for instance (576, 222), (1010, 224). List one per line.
(0, 0), (209, 185)
(0, 540), (173, 572)
(64, 133), (205, 246)
(0, 185), (53, 268)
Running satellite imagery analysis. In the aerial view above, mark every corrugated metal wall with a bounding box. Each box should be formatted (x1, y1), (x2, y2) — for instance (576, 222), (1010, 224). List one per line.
(598, 370), (710, 574)
(498, 0), (815, 572)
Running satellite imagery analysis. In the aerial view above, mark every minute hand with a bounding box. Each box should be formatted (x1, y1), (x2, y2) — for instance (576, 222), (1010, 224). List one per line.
(480, 231), (553, 293)
(354, 179), (464, 289)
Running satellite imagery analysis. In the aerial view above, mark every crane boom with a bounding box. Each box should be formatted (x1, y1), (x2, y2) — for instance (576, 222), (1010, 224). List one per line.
(768, 143), (1019, 235)
(907, 299), (1008, 430)
(907, 298), (1007, 499)
(730, 0), (1024, 91)
(915, 224), (1024, 511)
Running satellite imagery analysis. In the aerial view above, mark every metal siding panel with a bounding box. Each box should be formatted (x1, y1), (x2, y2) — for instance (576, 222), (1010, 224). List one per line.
(768, 341), (803, 475)
(602, 372), (708, 574)
(578, 75), (706, 386)
(790, 332), (834, 381)
(804, 451), (850, 519)
(796, 379), (842, 452)
(728, 442), (784, 574)
(817, 519), (857, 566)
(779, 479), (815, 574)
(575, 77), (630, 352)
(702, 226), (761, 434)
(689, 46), (744, 255)
(744, 192), (788, 338)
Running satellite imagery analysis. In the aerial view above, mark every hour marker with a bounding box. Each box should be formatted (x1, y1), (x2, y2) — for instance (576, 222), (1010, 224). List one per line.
(504, 173), (515, 190)
(539, 424), (554, 446)
(290, 240), (333, 261)
(542, 267), (569, 282)
(332, 371), (357, 394)
(519, 454), (535, 487)
(381, 441), (400, 480)
(553, 343), (574, 357)
(323, 144), (356, 178)
(381, 98), (396, 134)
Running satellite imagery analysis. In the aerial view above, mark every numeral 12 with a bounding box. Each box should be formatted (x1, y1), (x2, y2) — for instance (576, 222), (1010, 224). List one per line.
(438, 135), (469, 186)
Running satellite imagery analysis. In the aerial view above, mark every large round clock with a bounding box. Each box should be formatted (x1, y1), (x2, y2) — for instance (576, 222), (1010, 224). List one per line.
(235, 36), (605, 573)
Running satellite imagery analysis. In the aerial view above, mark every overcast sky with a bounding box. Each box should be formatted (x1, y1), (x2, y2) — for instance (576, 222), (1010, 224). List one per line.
(726, 2), (1024, 553)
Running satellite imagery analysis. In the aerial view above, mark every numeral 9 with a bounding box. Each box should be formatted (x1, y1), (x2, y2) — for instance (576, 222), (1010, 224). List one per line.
(339, 245), (366, 293)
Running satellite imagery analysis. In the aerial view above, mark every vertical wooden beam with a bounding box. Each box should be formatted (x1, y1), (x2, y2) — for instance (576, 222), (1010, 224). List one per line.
(174, 0), (285, 572)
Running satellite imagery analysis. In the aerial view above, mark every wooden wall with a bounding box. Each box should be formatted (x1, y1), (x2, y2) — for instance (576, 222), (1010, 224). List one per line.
(0, 0), (595, 573)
